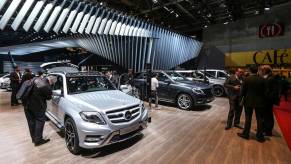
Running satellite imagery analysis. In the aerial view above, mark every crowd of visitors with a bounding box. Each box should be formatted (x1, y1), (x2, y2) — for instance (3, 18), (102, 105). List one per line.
(224, 65), (289, 143)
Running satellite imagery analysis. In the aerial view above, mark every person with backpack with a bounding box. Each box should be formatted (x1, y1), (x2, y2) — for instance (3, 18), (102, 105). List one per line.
(24, 75), (56, 146)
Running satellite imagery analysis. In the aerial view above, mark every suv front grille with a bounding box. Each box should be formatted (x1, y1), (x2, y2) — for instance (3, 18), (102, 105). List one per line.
(106, 105), (140, 124)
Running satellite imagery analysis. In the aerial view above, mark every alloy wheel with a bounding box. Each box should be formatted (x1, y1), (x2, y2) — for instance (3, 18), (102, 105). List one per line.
(178, 94), (192, 110)
(65, 121), (76, 152)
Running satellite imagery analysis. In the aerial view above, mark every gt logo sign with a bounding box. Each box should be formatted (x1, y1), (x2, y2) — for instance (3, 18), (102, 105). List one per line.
(259, 23), (284, 38)
(253, 49), (288, 65)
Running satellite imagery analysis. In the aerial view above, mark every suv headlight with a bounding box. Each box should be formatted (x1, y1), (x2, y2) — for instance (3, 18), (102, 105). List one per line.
(192, 88), (204, 94)
(140, 102), (146, 113)
(79, 112), (106, 125)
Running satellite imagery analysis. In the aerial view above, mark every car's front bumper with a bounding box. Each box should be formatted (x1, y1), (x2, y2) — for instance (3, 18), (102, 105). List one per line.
(77, 109), (148, 149)
(195, 95), (215, 105)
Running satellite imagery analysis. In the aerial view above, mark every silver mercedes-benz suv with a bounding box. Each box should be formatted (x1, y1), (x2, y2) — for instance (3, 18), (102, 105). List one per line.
(44, 64), (148, 154)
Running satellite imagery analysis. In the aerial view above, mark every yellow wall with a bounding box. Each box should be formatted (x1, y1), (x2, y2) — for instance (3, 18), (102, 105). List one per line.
(225, 49), (291, 67)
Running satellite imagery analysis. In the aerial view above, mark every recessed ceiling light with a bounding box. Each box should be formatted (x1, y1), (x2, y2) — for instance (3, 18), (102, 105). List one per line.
(100, 2), (103, 5)
(264, 7), (270, 11)
(152, 0), (158, 4)
(204, 25), (208, 28)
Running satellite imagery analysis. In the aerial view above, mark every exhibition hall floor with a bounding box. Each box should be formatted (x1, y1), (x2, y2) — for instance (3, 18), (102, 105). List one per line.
(0, 90), (290, 164)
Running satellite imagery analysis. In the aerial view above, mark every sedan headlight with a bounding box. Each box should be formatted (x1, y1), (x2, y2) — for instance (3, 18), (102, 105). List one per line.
(192, 88), (204, 94)
(79, 112), (106, 125)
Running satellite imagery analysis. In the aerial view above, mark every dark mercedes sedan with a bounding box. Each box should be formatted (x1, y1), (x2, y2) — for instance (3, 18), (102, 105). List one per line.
(134, 71), (215, 110)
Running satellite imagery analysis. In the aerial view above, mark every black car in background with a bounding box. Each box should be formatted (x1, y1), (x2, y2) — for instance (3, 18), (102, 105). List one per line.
(133, 71), (214, 110)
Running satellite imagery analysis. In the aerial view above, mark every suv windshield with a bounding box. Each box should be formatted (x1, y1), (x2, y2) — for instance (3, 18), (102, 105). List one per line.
(165, 72), (186, 81)
(66, 76), (115, 94)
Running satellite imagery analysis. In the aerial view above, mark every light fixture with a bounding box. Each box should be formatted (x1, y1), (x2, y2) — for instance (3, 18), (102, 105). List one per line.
(204, 25), (208, 28)
(152, 0), (158, 4)
(175, 14), (179, 17)
(264, 7), (270, 11)
(100, 2), (103, 5)
(224, 21), (229, 25)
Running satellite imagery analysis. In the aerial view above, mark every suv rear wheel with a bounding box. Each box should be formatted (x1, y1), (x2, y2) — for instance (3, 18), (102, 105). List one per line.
(177, 93), (193, 110)
(65, 117), (81, 154)
(212, 85), (224, 97)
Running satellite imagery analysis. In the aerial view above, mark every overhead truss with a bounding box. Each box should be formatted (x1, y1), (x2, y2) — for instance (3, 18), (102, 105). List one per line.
(0, 0), (202, 71)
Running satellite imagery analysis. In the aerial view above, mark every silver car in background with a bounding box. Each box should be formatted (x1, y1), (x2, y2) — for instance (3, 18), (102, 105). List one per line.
(44, 63), (148, 154)
(0, 74), (10, 90)
(175, 70), (227, 97)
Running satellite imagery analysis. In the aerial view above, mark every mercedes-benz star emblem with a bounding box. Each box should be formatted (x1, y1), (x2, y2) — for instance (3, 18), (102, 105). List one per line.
(124, 111), (132, 120)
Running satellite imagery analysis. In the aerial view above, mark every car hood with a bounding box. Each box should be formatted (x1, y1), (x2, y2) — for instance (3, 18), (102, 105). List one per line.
(67, 90), (140, 113)
(176, 80), (212, 89)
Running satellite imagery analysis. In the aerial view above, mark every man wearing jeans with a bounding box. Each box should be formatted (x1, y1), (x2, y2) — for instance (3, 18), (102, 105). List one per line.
(150, 73), (159, 109)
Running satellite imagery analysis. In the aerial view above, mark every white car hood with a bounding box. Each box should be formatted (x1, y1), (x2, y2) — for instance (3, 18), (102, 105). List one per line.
(67, 90), (140, 113)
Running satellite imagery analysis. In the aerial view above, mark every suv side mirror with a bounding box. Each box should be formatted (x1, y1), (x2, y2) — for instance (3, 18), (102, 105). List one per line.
(52, 90), (62, 96)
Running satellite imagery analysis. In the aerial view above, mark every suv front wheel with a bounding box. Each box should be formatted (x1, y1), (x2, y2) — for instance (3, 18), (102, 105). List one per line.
(177, 93), (193, 110)
(212, 85), (224, 97)
(65, 117), (81, 154)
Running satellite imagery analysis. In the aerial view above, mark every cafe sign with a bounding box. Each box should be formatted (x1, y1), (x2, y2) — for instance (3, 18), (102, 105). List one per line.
(225, 49), (291, 67)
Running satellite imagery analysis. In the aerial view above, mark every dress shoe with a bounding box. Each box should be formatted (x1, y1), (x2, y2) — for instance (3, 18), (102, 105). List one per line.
(225, 126), (231, 130)
(256, 137), (266, 143)
(234, 125), (243, 129)
(34, 139), (50, 146)
(264, 132), (273, 136)
(237, 133), (249, 140)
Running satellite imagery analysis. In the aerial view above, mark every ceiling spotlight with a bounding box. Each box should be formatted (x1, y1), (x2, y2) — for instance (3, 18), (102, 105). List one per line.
(224, 21), (229, 25)
(152, 0), (158, 4)
(100, 2), (103, 5)
(204, 25), (208, 28)
(264, 7), (270, 11)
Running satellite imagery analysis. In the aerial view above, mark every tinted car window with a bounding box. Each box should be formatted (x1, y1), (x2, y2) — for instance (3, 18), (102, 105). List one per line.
(217, 72), (228, 78)
(66, 76), (115, 94)
(206, 71), (216, 77)
(166, 72), (186, 81)
(157, 73), (168, 81)
(194, 72), (204, 79)
(53, 76), (63, 91)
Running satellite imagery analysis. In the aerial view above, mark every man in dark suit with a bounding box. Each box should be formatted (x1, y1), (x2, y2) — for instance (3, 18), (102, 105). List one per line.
(224, 68), (244, 130)
(25, 75), (55, 146)
(261, 65), (280, 136)
(10, 66), (21, 106)
(238, 65), (266, 142)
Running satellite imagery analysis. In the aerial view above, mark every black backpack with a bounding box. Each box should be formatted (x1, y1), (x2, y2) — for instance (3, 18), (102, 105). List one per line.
(18, 78), (36, 106)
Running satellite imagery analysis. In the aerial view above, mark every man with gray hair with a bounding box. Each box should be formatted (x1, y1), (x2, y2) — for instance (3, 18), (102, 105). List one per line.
(25, 74), (56, 146)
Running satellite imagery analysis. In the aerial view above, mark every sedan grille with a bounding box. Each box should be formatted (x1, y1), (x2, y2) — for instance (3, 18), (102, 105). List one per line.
(106, 105), (140, 124)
